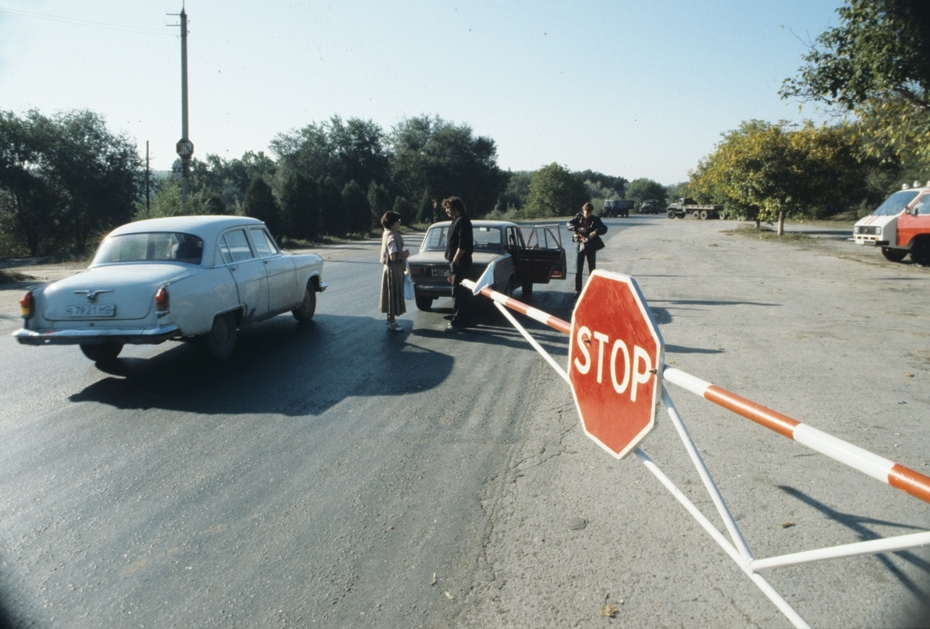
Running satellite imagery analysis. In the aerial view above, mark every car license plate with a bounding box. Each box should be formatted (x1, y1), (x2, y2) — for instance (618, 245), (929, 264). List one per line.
(433, 268), (451, 278)
(66, 304), (116, 317)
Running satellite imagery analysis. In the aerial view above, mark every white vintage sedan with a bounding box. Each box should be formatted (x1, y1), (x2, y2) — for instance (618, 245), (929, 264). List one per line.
(13, 215), (327, 361)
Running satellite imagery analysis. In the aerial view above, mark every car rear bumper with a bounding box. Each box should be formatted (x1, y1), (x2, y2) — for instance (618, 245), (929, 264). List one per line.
(13, 324), (181, 346)
(414, 282), (453, 298)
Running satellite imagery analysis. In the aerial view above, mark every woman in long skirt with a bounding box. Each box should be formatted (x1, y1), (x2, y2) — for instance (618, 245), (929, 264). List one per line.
(379, 211), (409, 332)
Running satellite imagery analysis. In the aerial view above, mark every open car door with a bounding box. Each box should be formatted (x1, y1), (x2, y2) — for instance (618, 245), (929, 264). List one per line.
(515, 226), (566, 289)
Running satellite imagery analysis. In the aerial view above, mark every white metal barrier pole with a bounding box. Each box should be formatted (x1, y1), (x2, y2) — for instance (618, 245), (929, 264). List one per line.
(750, 531), (930, 571)
(493, 301), (569, 384)
(661, 387), (753, 561)
(634, 447), (810, 629)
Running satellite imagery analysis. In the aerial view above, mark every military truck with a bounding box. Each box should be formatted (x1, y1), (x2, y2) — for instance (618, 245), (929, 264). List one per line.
(640, 199), (663, 214)
(602, 199), (634, 217)
(666, 198), (725, 220)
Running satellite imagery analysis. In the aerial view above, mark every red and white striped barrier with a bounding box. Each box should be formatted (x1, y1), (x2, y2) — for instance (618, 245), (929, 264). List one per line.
(464, 279), (930, 507)
(464, 277), (930, 628)
(662, 367), (930, 505)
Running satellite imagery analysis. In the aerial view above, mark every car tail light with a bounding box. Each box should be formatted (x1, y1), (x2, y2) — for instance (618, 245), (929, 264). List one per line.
(19, 291), (34, 317)
(155, 287), (169, 313)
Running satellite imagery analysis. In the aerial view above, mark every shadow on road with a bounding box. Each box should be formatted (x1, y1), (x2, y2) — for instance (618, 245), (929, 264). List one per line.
(778, 485), (930, 603)
(69, 314), (454, 417)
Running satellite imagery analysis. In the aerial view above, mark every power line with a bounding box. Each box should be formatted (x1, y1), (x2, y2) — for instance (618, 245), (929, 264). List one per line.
(0, 6), (173, 36)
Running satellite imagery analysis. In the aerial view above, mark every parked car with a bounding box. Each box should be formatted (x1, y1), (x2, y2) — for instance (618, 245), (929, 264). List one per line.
(407, 220), (566, 311)
(14, 215), (327, 361)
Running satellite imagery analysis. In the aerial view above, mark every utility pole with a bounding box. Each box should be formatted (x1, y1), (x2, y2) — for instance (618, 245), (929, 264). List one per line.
(145, 141), (150, 215)
(169, 5), (194, 205)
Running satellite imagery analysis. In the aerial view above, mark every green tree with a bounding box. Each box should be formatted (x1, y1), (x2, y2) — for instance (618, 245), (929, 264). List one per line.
(689, 120), (867, 232)
(272, 116), (390, 235)
(626, 178), (668, 210)
(191, 151), (275, 211)
(367, 181), (393, 227)
(572, 170), (628, 199)
(781, 0), (930, 168)
(497, 171), (531, 212)
(390, 115), (508, 217)
(416, 190), (435, 223)
(523, 163), (589, 218)
(341, 179), (370, 235)
(0, 109), (141, 256)
(243, 176), (282, 237)
(136, 177), (228, 221)
(392, 196), (415, 225)
(318, 177), (344, 236)
(278, 171), (320, 240)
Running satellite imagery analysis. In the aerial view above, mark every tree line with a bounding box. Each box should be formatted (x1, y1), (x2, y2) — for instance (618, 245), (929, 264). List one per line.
(0, 111), (642, 258)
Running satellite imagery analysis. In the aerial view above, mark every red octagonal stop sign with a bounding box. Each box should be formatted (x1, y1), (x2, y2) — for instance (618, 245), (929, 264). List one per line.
(569, 270), (664, 458)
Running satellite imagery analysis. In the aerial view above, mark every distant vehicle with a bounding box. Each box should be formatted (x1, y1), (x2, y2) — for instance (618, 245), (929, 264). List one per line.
(640, 199), (664, 214)
(602, 199), (634, 217)
(407, 220), (566, 310)
(666, 198), (725, 220)
(852, 181), (930, 264)
(14, 216), (327, 362)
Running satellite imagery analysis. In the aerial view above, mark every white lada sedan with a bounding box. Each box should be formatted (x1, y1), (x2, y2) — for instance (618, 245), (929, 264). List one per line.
(13, 215), (327, 362)
(407, 220), (566, 312)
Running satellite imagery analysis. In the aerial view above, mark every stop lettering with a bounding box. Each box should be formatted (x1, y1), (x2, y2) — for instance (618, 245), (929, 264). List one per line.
(568, 271), (664, 458)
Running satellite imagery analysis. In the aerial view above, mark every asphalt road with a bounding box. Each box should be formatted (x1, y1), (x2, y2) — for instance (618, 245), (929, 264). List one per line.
(0, 216), (928, 628)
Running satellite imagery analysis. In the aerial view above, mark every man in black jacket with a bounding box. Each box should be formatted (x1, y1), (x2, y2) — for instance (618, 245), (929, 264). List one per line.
(443, 196), (473, 332)
(567, 202), (608, 295)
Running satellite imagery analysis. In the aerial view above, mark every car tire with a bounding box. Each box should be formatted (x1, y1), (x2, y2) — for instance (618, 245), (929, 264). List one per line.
(203, 312), (238, 360)
(521, 282), (533, 297)
(80, 343), (123, 362)
(881, 247), (908, 262)
(415, 296), (434, 311)
(292, 283), (317, 322)
(667, 210), (676, 219)
(910, 238), (930, 265)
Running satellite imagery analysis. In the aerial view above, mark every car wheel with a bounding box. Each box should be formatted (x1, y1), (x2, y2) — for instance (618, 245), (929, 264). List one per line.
(910, 238), (930, 265)
(292, 283), (317, 322)
(80, 343), (123, 362)
(521, 282), (533, 297)
(881, 247), (908, 262)
(415, 295), (434, 311)
(203, 312), (238, 360)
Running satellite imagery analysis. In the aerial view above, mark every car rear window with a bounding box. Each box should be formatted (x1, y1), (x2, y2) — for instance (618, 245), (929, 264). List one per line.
(422, 226), (448, 251)
(92, 232), (204, 265)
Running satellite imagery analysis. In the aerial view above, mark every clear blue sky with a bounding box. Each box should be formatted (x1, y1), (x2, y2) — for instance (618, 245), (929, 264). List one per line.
(0, 1), (845, 186)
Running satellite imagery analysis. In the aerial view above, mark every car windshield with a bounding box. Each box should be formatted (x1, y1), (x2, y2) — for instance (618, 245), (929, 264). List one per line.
(871, 190), (920, 217)
(92, 232), (204, 265)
